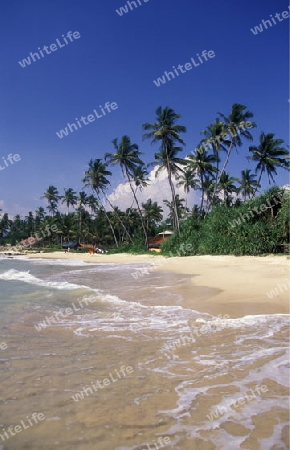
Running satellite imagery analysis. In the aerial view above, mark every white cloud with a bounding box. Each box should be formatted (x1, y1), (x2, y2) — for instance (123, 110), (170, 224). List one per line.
(107, 166), (199, 214)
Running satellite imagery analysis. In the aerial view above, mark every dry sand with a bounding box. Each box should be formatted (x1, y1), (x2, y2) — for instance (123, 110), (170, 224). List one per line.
(21, 251), (290, 317)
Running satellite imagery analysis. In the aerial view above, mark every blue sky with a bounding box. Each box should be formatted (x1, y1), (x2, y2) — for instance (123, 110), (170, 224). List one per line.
(0, 0), (289, 216)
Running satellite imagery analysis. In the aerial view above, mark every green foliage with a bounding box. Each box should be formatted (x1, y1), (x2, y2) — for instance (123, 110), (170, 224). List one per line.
(161, 188), (287, 256)
(161, 218), (202, 255)
(276, 192), (290, 243)
(107, 239), (149, 254)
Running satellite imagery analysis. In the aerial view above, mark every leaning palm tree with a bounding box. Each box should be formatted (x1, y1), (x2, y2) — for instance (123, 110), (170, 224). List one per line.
(217, 103), (256, 185)
(237, 169), (260, 200)
(142, 106), (186, 233)
(62, 188), (77, 214)
(41, 186), (59, 216)
(187, 145), (217, 211)
(248, 132), (290, 194)
(126, 164), (150, 225)
(105, 136), (148, 246)
(82, 159), (120, 247)
(127, 165), (150, 211)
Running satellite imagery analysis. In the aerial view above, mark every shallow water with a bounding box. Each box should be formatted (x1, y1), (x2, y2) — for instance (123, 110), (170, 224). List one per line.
(0, 257), (289, 449)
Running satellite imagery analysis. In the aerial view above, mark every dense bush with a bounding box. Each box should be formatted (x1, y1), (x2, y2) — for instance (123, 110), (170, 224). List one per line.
(161, 188), (288, 256)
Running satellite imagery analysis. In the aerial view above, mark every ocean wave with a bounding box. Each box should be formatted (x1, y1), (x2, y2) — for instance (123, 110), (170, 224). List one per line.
(0, 269), (186, 313)
(0, 268), (92, 291)
(13, 257), (96, 266)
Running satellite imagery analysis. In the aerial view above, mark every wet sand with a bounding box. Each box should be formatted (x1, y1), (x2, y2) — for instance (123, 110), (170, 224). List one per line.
(23, 252), (290, 317)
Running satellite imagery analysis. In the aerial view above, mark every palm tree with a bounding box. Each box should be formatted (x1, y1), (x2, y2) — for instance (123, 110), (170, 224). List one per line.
(133, 165), (149, 191)
(176, 168), (199, 208)
(38, 216), (58, 246)
(0, 213), (10, 239)
(25, 212), (35, 237)
(62, 188), (77, 214)
(153, 143), (186, 230)
(163, 195), (187, 228)
(142, 199), (163, 235)
(86, 194), (99, 217)
(142, 106), (186, 233)
(58, 213), (78, 244)
(217, 103), (256, 185)
(217, 172), (238, 205)
(34, 207), (46, 234)
(76, 191), (88, 242)
(248, 132), (289, 194)
(202, 176), (218, 210)
(105, 136), (148, 245)
(125, 164), (150, 230)
(35, 207), (46, 220)
(77, 192), (88, 210)
(41, 186), (59, 216)
(82, 159), (120, 247)
(187, 145), (217, 211)
(238, 169), (260, 200)
(127, 165), (150, 211)
(201, 119), (230, 184)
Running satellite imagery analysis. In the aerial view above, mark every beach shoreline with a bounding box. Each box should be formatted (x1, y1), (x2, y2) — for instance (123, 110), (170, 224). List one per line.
(14, 251), (290, 318)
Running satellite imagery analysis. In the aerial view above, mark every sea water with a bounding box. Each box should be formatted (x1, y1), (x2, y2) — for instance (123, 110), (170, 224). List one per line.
(0, 256), (289, 449)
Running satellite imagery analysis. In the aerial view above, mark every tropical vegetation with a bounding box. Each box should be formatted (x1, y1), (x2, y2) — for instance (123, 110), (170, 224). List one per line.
(0, 103), (289, 255)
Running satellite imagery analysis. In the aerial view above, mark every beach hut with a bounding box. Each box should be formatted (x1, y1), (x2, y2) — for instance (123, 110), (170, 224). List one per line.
(148, 230), (173, 252)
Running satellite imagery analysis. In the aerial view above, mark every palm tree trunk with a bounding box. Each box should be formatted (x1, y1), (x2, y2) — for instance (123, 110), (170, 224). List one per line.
(103, 208), (119, 247)
(95, 194), (118, 247)
(210, 141), (233, 207)
(78, 209), (82, 243)
(200, 173), (205, 211)
(215, 149), (219, 186)
(168, 170), (179, 232)
(166, 153), (180, 233)
(102, 192), (133, 243)
(216, 140), (233, 185)
(125, 168), (148, 247)
(252, 170), (263, 198)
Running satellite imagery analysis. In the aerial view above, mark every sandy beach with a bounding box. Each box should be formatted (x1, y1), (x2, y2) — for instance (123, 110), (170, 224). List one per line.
(22, 251), (290, 318)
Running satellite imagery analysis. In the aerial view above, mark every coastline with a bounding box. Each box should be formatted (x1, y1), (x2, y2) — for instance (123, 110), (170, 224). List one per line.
(13, 251), (290, 318)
